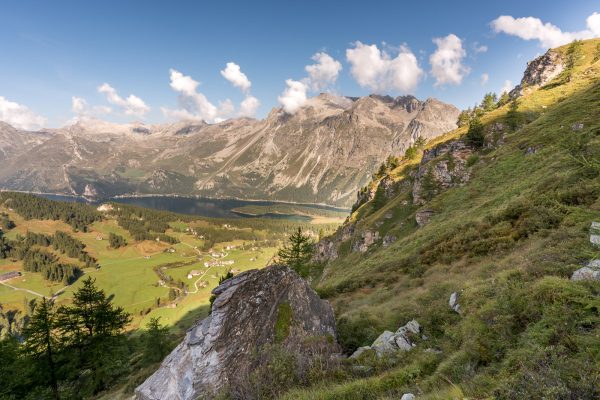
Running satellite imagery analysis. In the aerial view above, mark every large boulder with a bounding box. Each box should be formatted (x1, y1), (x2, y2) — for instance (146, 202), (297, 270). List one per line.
(135, 265), (338, 400)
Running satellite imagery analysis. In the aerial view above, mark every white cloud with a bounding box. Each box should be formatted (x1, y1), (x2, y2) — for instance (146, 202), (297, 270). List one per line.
(165, 69), (218, 122)
(491, 12), (600, 48)
(474, 42), (488, 53)
(480, 73), (489, 86)
(164, 68), (257, 122)
(305, 52), (342, 91)
(278, 79), (308, 114)
(346, 41), (423, 93)
(97, 83), (149, 116)
(239, 95), (260, 117)
(500, 80), (513, 94)
(429, 34), (470, 87)
(71, 96), (112, 118)
(220, 62), (251, 93)
(71, 96), (87, 114)
(0, 96), (47, 130)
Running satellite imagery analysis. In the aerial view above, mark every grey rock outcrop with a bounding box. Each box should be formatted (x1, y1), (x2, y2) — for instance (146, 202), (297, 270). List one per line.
(352, 230), (380, 252)
(412, 141), (473, 205)
(401, 394), (416, 400)
(509, 49), (564, 98)
(313, 238), (338, 263)
(351, 320), (422, 358)
(379, 175), (397, 199)
(135, 265), (337, 400)
(415, 209), (434, 227)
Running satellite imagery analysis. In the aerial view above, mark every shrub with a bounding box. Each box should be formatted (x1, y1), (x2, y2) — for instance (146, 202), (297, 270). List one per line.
(465, 117), (485, 148)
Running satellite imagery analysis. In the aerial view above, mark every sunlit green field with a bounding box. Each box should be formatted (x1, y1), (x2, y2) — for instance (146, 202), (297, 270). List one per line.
(0, 210), (279, 332)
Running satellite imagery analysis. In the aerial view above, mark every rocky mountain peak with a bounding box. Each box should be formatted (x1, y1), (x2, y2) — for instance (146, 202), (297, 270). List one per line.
(509, 49), (564, 98)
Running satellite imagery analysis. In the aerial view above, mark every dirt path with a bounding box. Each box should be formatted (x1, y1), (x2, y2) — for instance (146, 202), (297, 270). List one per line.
(0, 280), (48, 298)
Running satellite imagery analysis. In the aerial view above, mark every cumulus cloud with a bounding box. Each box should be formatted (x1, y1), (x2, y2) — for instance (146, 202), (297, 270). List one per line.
(71, 96), (87, 114)
(429, 34), (470, 87)
(164, 68), (259, 122)
(239, 95), (260, 117)
(305, 52), (342, 91)
(97, 83), (149, 116)
(491, 12), (600, 48)
(0, 96), (47, 130)
(480, 73), (489, 86)
(164, 69), (219, 122)
(278, 79), (308, 114)
(220, 62), (252, 93)
(71, 96), (111, 117)
(500, 80), (513, 94)
(346, 41), (423, 93)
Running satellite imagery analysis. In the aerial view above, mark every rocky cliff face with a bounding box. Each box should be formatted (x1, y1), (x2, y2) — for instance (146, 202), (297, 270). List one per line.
(0, 94), (459, 206)
(135, 265), (338, 400)
(509, 49), (564, 98)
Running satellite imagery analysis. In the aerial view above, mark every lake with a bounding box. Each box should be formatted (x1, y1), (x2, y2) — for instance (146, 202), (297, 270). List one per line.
(37, 194), (349, 221)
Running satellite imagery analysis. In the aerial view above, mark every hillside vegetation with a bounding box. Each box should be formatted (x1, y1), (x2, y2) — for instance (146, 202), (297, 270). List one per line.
(290, 39), (600, 399)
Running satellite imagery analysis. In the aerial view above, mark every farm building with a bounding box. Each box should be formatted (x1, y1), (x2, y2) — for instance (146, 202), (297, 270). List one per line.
(187, 270), (202, 279)
(0, 271), (22, 282)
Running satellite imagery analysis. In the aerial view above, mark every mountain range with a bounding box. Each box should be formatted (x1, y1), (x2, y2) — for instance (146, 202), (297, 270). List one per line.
(0, 93), (459, 207)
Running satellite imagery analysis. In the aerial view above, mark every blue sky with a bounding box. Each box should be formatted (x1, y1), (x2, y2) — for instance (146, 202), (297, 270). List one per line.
(0, 0), (598, 128)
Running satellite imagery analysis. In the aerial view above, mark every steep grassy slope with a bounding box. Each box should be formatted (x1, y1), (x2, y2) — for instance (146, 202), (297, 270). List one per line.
(293, 39), (600, 398)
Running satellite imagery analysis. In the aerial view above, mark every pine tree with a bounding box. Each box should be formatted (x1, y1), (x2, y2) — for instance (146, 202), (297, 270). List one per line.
(22, 299), (60, 400)
(466, 116), (485, 148)
(142, 317), (170, 363)
(277, 227), (314, 276)
(480, 92), (498, 112)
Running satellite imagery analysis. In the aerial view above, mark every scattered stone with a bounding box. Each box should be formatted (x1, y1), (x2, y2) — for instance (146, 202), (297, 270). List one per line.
(384, 211), (393, 219)
(449, 292), (461, 313)
(382, 234), (396, 248)
(415, 209), (434, 227)
(350, 346), (372, 359)
(590, 222), (600, 246)
(571, 123), (584, 131)
(401, 200), (409, 206)
(394, 320), (421, 351)
(571, 262), (600, 281)
(135, 265), (338, 400)
(401, 394), (416, 400)
(370, 331), (397, 356)
(525, 146), (541, 155)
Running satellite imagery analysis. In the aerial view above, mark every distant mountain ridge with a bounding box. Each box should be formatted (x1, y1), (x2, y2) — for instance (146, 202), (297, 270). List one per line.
(0, 93), (459, 207)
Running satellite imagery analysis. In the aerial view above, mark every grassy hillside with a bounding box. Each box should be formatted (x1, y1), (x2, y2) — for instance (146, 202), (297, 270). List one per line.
(289, 39), (600, 399)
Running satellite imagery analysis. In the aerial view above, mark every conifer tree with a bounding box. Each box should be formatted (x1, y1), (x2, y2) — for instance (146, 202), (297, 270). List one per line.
(277, 227), (314, 276)
(23, 298), (60, 400)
